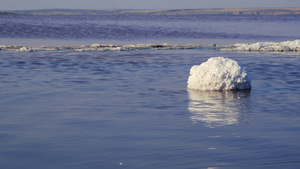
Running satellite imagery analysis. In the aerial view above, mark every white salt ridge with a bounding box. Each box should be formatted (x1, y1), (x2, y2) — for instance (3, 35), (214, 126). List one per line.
(0, 43), (205, 52)
(17, 47), (35, 52)
(187, 57), (251, 91)
(1, 40), (300, 52)
(223, 39), (300, 52)
(2, 40), (299, 52)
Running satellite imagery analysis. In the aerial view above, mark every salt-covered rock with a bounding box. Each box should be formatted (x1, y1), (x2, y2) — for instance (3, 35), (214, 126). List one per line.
(91, 44), (101, 48)
(110, 47), (122, 51)
(17, 47), (34, 52)
(0, 45), (6, 50)
(187, 57), (251, 91)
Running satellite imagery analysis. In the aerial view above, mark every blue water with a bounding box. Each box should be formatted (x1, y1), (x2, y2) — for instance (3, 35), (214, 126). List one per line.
(0, 14), (300, 169)
(1, 15), (300, 45)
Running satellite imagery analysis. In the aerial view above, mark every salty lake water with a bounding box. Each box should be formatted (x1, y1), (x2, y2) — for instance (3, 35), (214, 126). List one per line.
(0, 14), (300, 169)
(1, 14), (300, 45)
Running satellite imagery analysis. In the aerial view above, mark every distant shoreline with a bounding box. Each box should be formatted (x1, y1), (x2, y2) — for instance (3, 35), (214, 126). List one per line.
(2, 8), (300, 16)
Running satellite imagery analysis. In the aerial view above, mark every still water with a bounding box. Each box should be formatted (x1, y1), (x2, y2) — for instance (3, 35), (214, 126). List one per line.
(1, 14), (300, 169)
(0, 48), (300, 169)
(1, 14), (300, 45)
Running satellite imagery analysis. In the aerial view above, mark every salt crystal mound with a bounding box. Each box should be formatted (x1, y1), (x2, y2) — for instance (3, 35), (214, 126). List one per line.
(187, 57), (251, 91)
(222, 39), (300, 52)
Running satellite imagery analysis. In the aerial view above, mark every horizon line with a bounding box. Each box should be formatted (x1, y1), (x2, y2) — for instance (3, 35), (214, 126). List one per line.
(4, 7), (300, 11)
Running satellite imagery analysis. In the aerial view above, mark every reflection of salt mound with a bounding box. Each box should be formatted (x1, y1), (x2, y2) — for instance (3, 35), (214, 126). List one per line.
(223, 39), (300, 51)
(187, 57), (251, 91)
(188, 90), (250, 128)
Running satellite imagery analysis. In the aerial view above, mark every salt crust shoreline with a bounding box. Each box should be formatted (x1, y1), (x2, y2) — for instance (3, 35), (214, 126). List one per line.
(0, 40), (299, 52)
(0, 43), (207, 52)
(222, 39), (300, 52)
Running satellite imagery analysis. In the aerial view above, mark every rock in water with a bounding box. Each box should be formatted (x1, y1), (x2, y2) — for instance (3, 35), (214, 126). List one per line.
(187, 57), (251, 91)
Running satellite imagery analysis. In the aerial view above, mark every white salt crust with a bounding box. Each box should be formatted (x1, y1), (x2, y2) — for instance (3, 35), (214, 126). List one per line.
(222, 39), (300, 51)
(187, 57), (251, 91)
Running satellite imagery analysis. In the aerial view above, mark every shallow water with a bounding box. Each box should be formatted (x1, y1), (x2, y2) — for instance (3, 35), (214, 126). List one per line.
(1, 15), (300, 46)
(0, 49), (300, 169)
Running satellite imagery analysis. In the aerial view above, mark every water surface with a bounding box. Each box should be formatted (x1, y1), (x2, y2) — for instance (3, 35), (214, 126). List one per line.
(1, 15), (300, 46)
(1, 49), (300, 169)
